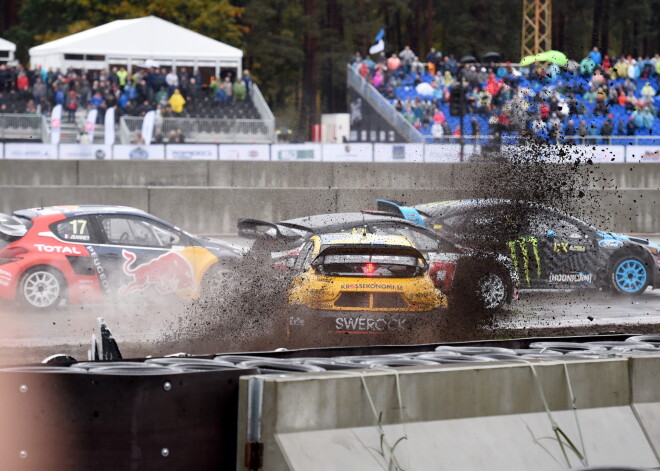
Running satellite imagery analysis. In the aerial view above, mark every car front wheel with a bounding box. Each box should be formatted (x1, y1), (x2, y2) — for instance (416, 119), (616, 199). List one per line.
(610, 255), (650, 295)
(19, 267), (66, 309)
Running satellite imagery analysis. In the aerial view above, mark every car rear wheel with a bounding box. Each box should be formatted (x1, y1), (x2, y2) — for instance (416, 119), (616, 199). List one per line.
(610, 255), (650, 295)
(475, 272), (507, 311)
(19, 267), (66, 309)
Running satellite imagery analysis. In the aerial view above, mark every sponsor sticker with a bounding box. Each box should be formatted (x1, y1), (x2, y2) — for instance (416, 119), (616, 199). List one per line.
(598, 239), (624, 249)
(569, 245), (587, 252)
(549, 272), (593, 284)
(335, 317), (407, 332)
(339, 283), (404, 290)
(34, 244), (82, 255)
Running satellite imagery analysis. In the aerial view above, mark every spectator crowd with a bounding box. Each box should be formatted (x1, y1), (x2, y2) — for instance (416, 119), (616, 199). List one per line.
(0, 63), (256, 128)
(351, 46), (660, 144)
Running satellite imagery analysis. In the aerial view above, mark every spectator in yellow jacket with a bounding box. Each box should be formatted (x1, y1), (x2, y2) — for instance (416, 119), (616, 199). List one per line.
(169, 89), (186, 115)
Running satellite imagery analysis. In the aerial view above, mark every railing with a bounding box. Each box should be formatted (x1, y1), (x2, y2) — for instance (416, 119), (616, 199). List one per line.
(120, 116), (275, 144)
(0, 114), (43, 141)
(558, 135), (660, 146)
(420, 134), (660, 146)
(251, 83), (276, 142)
(347, 65), (424, 143)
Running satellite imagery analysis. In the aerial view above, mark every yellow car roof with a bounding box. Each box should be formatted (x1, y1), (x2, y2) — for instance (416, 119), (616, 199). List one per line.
(316, 232), (415, 247)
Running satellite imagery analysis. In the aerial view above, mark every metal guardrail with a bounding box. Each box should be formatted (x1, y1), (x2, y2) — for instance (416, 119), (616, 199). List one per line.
(120, 116), (275, 144)
(0, 114), (43, 141)
(347, 65), (424, 143)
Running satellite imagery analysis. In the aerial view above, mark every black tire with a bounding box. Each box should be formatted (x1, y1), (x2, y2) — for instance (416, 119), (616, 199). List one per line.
(454, 264), (509, 313)
(610, 255), (650, 295)
(18, 266), (66, 310)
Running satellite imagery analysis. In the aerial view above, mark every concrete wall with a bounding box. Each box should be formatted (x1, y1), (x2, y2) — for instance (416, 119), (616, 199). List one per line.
(0, 161), (657, 233)
(0, 185), (656, 233)
(236, 356), (660, 471)
(3, 161), (658, 190)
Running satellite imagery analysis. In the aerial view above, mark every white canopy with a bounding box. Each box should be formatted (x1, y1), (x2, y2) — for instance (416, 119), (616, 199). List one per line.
(0, 38), (16, 63)
(0, 38), (16, 52)
(29, 16), (242, 74)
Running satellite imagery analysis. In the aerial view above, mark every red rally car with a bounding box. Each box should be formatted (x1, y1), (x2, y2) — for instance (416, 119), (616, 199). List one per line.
(0, 205), (242, 309)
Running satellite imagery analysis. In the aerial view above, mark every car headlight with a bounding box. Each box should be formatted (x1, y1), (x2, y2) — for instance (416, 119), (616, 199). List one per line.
(647, 246), (659, 256)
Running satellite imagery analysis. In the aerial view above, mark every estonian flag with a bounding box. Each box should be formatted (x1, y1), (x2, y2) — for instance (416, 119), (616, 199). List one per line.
(369, 28), (385, 55)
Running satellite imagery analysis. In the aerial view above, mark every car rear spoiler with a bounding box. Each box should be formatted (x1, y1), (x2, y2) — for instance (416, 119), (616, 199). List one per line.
(0, 213), (28, 238)
(237, 218), (299, 240)
(375, 199), (426, 227)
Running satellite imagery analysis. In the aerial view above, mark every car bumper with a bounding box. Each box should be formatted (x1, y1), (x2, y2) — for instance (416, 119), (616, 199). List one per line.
(287, 306), (442, 335)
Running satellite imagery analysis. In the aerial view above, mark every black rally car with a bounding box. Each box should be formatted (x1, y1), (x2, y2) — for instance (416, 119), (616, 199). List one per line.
(378, 199), (660, 295)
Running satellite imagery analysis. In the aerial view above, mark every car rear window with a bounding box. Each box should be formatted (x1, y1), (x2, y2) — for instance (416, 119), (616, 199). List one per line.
(315, 254), (422, 278)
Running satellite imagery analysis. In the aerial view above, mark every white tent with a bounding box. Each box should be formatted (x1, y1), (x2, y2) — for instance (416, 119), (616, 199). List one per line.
(0, 38), (16, 63)
(29, 16), (242, 76)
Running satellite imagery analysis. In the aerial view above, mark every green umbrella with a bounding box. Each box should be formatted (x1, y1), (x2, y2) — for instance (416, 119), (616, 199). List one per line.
(520, 50), (569, 67)
(520, 54), (537, 66)
(536, 50), (568, 66)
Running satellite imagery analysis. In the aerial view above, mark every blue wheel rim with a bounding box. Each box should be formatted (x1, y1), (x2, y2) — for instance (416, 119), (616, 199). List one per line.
(614, 259), (647, 293)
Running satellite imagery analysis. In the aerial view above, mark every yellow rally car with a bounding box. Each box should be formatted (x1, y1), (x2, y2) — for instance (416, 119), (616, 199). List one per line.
(287, 232), (448, 338)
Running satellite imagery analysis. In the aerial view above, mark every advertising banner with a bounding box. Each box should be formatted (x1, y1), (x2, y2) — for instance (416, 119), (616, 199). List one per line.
(141, 110), (155, 145)
(50, 104), (62, 145)
(219, 144), (270, 161)
(112, 145), (165, 160)
(59, 144), (111, 160)
(104, 108), (115, 145)
(423, 144), (462, 163)
(4, 143), (58, 159)
(566, 145), (626, 163)
(166, 144), (218, 160)
(271, 143), (322, 161)
(85, 109), (97, 143)
(321, 143), (373, 162)
(373, 143), (424, 162)
(626, 145), (660, 163)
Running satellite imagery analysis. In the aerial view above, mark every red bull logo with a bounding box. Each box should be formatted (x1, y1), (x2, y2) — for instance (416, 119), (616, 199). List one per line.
(119, 250), (195, 295)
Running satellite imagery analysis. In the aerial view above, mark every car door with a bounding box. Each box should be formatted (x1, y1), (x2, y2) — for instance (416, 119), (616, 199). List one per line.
(523, 211), (597, 287)
(92, 214), (198, 297)
(49, 215), (107, 301)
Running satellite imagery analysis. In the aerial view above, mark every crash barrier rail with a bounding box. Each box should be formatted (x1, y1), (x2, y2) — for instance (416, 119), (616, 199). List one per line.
(0, 114), (42, 141)
(347, 64), (425, 143)
(2, 334), (660, 470)
(0, 141), (659, 162)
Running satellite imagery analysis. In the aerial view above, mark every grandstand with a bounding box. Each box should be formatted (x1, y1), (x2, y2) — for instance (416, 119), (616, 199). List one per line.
(348, 52), (660, 146)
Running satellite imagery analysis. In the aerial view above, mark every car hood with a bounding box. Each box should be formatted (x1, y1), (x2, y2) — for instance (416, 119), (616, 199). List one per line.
(596, 232), (660, 253)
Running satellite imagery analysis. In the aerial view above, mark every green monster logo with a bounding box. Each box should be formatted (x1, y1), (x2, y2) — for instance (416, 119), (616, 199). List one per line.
(507, 237), (542, 286)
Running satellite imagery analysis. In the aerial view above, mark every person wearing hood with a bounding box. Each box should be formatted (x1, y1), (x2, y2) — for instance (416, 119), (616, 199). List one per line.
(485, 73), (501, 96)
(601, 116), (613, 145)
(443, 71), (454, 87)
(589, 47), (602, 66)
(641, 82), (656, 100)
(168, 88), (186, 115)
